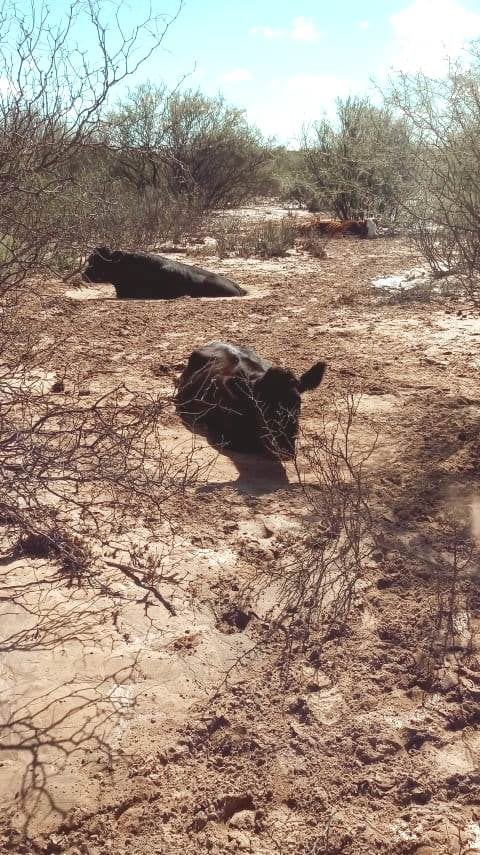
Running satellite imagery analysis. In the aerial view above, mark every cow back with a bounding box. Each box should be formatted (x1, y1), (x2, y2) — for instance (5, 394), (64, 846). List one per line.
(175, 343), (271, 453)
(296, 218), (368, 238)
(85, 249), (245, 298)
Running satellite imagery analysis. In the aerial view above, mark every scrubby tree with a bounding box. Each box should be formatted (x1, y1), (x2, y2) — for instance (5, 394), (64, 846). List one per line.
(106, 83), (273, 209)
(104, 82), (171, 192)
(0, 0), (188, 636)
(301, 96), (414, 220)
(0, 0), (179, 290)
(387, 48), (480, 302)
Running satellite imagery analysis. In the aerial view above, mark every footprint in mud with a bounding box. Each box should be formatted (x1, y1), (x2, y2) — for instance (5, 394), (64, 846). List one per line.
(217, 606), (253, 634)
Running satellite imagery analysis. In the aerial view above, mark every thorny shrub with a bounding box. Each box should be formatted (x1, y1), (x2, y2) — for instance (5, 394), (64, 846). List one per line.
(302, 96), (413, 221)
(245, 390), (379, 672)
(0, 0), (179, 291)
(298, 234), (328, 259)
(0, 291), (209, 817)
(105, 84), (272, 210)
(387, 51), (480, 304)
(0, 300), (205, 554)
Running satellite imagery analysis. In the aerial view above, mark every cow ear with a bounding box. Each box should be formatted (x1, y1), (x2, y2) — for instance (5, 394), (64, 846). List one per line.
(299, 361), (327, 392)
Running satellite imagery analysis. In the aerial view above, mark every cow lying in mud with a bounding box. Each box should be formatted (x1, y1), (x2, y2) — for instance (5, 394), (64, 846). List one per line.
(82, 246), (246, 299)
(175, 342), (327, 460)
(296, 218), (378, 238)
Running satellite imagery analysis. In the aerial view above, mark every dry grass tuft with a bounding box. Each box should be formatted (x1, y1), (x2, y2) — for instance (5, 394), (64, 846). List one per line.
(213, 217), (296, 259)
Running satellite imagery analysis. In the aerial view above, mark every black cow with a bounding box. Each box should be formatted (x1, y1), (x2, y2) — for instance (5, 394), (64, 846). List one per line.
(82, 246), (246, 299)
(175, 342), (326, 460)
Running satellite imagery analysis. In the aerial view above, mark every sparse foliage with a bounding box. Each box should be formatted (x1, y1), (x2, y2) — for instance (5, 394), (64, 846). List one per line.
(213, 216), (296, 258)
(387, 48), (480, 303)
(244, 390), (378, 674)
(0, 0), (179, 289)
(302, 96), (414, 220)
(298, 234), (328, 258)
(106, 83), (272, 213)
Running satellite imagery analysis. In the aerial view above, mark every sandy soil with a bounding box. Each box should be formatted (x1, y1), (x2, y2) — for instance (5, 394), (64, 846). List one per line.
(1, 225), (479, 855)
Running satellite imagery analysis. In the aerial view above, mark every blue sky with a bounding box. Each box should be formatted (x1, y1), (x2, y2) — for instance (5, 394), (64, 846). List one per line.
(9, 0), (480, 145)
(132, 0), (480, 144)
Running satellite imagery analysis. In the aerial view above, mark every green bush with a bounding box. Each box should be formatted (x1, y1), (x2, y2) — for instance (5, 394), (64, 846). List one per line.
(302, 96), (414, 220)
(105, 84), (273, 210)
(387, 51), (480, 303)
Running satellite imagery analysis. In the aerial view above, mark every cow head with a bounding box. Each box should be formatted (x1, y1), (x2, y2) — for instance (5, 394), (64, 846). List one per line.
(253, 361), (327, 460)
(82, 246), (122, 283)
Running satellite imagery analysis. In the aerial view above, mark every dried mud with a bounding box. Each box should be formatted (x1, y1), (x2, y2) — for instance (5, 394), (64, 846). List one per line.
(1, 227), (479, 854)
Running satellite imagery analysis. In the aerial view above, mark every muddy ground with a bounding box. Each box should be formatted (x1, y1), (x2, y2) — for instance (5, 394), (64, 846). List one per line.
(1, 213), (479, 854)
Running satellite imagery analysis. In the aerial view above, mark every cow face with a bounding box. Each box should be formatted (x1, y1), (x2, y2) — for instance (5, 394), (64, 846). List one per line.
(82, 246), (122, 283)
(253, 361), (326, 459)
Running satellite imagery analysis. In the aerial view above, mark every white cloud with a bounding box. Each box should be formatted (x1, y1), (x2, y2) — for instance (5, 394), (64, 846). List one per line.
(250, 25), (282, 40)
(358, 19), (369, 30)
(251, 17), (321, 43)
(285, 74), (354, 116)
(247, 74), (359, 144)
(291, 17), (321, 42)
(222, 68), (253, 83)
(389, 0), (480, 75)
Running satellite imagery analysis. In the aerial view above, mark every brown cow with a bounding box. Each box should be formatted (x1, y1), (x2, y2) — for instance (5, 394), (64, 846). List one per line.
(296, 217), (377, 238)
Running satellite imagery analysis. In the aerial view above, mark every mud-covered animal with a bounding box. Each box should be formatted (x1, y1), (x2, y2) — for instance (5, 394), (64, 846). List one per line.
(175, 342), (327, 460)
(82, 246), (246, 299)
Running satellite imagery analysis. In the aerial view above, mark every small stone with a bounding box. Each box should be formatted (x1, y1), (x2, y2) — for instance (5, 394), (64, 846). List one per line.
(227, 829), (251, 850)
(228, 810), (255, 830)
(411, 788), (432, 805)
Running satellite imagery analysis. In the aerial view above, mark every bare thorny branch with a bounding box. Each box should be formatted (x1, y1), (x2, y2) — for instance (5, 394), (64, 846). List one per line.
(0, 0), (183, 292)
(0, 2), (200, 825)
